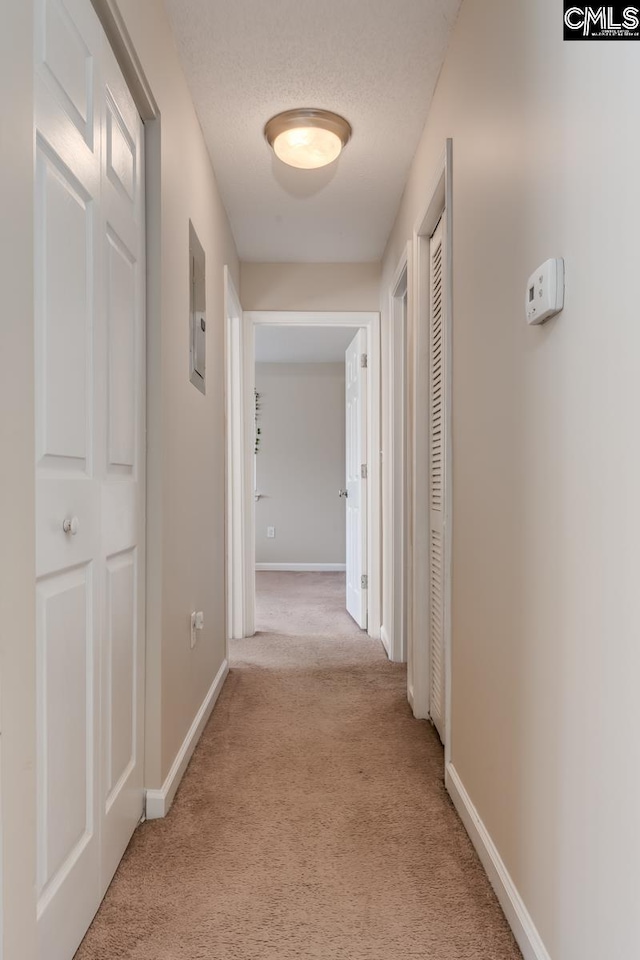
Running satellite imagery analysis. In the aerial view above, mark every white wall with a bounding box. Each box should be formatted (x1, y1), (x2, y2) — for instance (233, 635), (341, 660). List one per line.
(255, 364), (346, 565)
(241, 262), (381, 312)
(114, 0), (240, 786)
(382, 2), (640, 958)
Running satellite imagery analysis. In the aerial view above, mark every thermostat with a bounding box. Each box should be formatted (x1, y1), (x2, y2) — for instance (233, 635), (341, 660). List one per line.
(525, 258), (564, 325)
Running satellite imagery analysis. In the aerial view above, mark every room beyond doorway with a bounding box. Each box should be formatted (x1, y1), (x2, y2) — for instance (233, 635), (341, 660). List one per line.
(225, 304), (382, 643)
(254, 326), (353, 580)
(254, 324), (369, 631)
(255, 571), (360, 636)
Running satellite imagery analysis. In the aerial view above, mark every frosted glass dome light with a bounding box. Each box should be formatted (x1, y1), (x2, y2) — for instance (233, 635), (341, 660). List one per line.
(265, 109), (352, 170)
(273, 126), (342, 169)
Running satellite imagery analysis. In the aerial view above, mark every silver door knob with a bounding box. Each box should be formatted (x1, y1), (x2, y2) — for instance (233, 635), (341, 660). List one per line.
(338, 489), (349, 499)
(63, 516), (80, 535)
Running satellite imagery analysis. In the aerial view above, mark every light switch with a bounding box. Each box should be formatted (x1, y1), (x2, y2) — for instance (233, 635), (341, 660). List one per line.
(267, 526), (275, 538)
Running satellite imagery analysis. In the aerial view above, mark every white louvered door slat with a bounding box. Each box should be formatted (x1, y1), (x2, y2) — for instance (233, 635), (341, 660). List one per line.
(429, 217), (446, 742)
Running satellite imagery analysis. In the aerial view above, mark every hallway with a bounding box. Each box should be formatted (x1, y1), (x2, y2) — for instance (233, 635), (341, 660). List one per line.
(75, 573), (520, 960)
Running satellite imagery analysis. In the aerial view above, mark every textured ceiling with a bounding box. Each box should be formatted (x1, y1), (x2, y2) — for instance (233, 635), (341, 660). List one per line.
(164, 0), (461, 262)
(255, 325), (356, 363)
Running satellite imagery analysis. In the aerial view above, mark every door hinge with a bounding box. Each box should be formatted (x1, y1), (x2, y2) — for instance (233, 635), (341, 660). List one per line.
(361, 353), (368, 368)
(361, 574), (368, 590)
(361, 463), (368, 479)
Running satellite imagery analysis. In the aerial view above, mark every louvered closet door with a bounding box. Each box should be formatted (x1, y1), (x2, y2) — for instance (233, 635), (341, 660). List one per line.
(428, 217), (446, 743)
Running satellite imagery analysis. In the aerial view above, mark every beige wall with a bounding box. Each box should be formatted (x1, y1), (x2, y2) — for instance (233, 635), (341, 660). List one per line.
(115, 0), (239, 785)
(382, 2), (640, 958)
(241, 262), (381, 312)
(255, 364), (346, 565)
(0, 7), (37, 959)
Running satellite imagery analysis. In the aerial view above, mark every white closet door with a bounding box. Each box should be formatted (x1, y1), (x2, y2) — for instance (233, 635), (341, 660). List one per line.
(34, 2), (145, 957)
(428, 217), (446, 743)
(99, 33), (146, 896)
(345, 330), (368, 629)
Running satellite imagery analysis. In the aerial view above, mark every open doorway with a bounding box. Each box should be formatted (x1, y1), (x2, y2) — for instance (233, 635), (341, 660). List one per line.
(254, 325), (356, 631)
(254, 325), (353, 574)
(254, 322), (373, 633)
(254, 327), (354, 619)
(225, 307), (381, 641)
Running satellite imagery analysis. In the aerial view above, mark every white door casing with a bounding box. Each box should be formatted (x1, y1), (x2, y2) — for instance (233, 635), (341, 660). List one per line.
(100, 30), (145, 896)
(409, 141), (453, 747)
(35, 1), (145, 957)
(428, 217), (446, 742)
(394, 288), (408, 661)
(224, 267), (246, 643)
(345, 330), (368, 629)
(382, 245), (410, 663)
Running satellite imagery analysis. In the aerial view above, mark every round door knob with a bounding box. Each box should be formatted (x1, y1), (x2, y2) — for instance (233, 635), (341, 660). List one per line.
(63, 516), (80, 536)
(338, 489), (349, 499)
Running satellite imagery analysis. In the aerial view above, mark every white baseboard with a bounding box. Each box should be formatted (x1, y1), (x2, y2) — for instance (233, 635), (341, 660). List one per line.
(380, 624), (391, 658)
(380, 624), (406, 663)
(445, 763), (551, 960)
(255, 563), (346, 572)
(145, 658), (229, 820)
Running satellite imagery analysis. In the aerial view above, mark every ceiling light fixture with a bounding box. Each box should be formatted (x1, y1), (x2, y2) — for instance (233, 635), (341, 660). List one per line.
(264, 108), (352, 170)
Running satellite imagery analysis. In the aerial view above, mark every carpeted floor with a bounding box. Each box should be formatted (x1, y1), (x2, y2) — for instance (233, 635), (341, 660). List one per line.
(75, 572), (521, 960)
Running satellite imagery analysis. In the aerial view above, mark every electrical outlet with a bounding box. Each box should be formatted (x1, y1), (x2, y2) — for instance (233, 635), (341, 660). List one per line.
(267, 526), (275, 539)
(190, 611), (204, 649)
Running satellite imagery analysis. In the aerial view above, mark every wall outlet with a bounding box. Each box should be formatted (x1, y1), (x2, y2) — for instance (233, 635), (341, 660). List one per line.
(267, 526), (275, 539)
(190, 610), (204, 649)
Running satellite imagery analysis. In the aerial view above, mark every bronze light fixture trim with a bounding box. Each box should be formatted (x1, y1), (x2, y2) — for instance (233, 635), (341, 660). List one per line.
(264, 108), (352, 169)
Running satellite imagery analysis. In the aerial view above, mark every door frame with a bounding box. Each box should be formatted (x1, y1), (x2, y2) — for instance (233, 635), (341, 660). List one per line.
(382, 244), (410, 663)
(411, 139), (453, 763)
(91, 2), (163, 790)
(226, 310), (381, 640)
(223, 267), (246, 645)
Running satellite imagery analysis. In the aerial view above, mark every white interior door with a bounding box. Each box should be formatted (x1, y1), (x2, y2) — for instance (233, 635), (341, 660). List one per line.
(99, 28), (146, 894)
(428, 217), (447, 743)
(35, 2), (145, 957)
(345, 329), (368, 628)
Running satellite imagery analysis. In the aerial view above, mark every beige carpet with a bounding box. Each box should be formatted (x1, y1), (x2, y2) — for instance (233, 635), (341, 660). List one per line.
(75, 572), (521, 960)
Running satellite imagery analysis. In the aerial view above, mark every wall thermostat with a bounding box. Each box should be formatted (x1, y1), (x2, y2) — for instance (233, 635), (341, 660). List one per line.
(525, 258), (564, 325)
